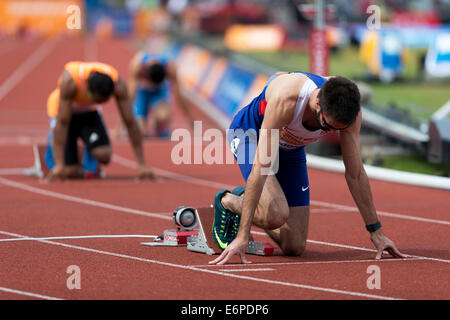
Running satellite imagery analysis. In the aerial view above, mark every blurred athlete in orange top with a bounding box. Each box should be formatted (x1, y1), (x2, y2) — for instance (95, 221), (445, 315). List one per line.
(45, 61), (156, 181)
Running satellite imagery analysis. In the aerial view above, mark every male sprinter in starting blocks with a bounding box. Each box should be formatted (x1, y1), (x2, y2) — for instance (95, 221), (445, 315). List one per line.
(45, 61), (156, 181)
(209, 72), (405, 264)
(114, 50), (194, 138)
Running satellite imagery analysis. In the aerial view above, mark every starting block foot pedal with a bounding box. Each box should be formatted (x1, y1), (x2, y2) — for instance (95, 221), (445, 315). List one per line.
(246, 241), (274, 256)
(187, 206), (274, 256)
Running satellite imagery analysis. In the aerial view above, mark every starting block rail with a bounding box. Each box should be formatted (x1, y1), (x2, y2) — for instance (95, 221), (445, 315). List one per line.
(141, 229), (199, 247)
(24, 144), (48, 178)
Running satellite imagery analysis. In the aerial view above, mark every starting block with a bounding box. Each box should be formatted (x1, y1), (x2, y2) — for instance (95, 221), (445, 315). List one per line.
(140, 206), (274, 256)
(187, 206), (274, 256)
(24, 144), (48, 178)
(141, 206), (199, 247)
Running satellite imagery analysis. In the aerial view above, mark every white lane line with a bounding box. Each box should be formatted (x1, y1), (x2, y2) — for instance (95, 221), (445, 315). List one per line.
(218, 268), (275, 272)
(1, 176), (449, 264)
(0, 286), (62, 300)
(113, 153), (450, 226)
(307, 239), (450, 264)
(0, 168), (28, 175)
(310, 208), (346, 213)
(191, 258), (426, 268)
(0, 136), (46, 146)
(0, 40), (56, 102)
(2, 152), (447, 226)
(2, 147), (449, 224)
(311, 200), (450, 226)
(112, 154), (235, 191)
(0, 234), (158, 242)
(0, 230), (402, 300)
(253, 230), (450, 264)
(310, 237), (449, 264)
(0, 176), (171, 222)
(3, 155), (447, 225)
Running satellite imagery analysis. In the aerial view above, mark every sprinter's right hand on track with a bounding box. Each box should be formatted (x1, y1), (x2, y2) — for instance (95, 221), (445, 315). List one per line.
(370, 229), (406, 260)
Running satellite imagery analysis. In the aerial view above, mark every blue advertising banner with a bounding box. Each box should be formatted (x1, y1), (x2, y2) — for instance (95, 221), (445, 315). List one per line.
(85, 0), (134, 35)
(211, 65), (255, 117)
(425, 32), (450, 78)
(143, 36), (261, 119)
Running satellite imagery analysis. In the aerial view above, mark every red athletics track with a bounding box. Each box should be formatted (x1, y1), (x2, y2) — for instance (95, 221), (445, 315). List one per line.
(0, 36), (449, 300)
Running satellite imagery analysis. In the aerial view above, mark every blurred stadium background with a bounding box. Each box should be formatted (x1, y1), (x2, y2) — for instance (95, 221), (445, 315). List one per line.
(1, 0), (449, 178)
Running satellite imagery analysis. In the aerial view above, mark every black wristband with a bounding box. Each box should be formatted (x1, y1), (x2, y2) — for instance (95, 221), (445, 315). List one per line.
(366, 220), (382, 232)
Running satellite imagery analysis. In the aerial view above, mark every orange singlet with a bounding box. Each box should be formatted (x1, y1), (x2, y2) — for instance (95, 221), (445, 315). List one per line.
(47, 61), (119, 118)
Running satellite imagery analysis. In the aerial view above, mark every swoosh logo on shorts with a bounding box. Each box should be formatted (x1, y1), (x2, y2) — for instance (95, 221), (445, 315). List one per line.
(302, 186), (309, 192)
(89, 132), (99, 143)
(230, 138), (240, 157)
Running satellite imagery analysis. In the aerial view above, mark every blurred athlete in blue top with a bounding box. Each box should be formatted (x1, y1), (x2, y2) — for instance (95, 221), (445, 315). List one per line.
(115, 50), (194, 139)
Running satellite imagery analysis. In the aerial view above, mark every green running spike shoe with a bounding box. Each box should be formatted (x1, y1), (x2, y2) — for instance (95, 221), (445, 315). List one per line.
(231, 186), (245, 197)
(212, 189), (238, 250)
(226, 186), (244, 240)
